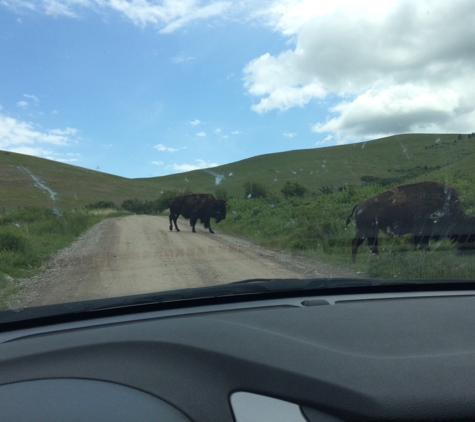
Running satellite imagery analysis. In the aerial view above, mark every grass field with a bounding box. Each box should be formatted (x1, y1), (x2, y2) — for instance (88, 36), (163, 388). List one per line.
(0, 207), (126, 309)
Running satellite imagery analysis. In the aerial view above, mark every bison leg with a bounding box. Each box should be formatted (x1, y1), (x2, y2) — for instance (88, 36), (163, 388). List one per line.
(190, 215), (198, 233)
(169, 213), (180, 232)
(368, 237), (379, 255)
(169, 214), (175, 231)
(203, 217), (214, 233)
(411, 236), (420, 249)
(412, 235), (431, 251)
(351, 237), (365, 262)
(419, 236), (430, 251)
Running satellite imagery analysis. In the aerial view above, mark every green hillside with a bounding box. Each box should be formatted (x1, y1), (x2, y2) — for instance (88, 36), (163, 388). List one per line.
(0, 151), (157, 210)
(148, 133), (475, 197)
(1, 133), (474, 210)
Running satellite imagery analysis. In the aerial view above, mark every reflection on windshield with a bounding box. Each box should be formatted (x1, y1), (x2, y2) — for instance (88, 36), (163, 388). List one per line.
(1, 1), (475, 315)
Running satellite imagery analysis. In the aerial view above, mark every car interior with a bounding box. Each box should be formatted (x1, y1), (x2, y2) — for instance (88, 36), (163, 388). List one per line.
(2, 281), (475, 421)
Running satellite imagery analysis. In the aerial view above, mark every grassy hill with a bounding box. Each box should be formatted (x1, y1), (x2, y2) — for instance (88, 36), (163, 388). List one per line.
(150, 133), (475, 197)
(1, 133), (474, 210)
(0, 151), (157, 210)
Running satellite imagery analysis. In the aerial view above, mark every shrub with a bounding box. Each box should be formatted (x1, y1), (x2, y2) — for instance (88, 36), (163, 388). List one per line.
(319, 185), (333, 195)
(281, 181), (307, 199)
(251, 207), (262, 217)
(0, 232), (26, 252)
(86, 201), (117, 210)
(121, 197), (162, 214)
(243, 181), (267, 199)
(121, 198), (142, 213)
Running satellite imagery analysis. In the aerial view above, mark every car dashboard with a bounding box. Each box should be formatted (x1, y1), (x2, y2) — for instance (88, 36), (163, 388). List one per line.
(1, 287), (475, 421)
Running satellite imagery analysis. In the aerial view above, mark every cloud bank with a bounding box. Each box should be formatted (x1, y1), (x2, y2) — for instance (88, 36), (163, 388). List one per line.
(244, 0), (475, 141)
(6, 0), (475, 145)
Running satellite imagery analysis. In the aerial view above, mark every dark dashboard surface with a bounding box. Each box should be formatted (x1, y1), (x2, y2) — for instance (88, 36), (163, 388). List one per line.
(1, 291), (475, 421)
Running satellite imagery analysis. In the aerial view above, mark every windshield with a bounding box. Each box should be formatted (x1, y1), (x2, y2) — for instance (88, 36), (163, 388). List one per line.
(1, 0), (475, 318)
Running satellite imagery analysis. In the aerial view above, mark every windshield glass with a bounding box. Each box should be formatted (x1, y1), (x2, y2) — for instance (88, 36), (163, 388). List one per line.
(1, 0), (475, 317)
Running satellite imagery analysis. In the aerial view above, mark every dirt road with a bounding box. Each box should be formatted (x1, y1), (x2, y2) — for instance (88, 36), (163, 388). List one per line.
(14, 215), (361, 307)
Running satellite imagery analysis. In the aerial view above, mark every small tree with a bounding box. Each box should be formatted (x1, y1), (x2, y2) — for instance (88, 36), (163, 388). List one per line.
(121, 198), (142, 212)
(243, 181), (267, 199)
(156, 189), (180, 213)
(280, 181), (307, 199)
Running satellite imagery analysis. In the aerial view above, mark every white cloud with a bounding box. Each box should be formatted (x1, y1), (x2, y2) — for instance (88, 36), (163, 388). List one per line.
(153, 143), (179, 152)
(312, 82), (473, 141)
(0, 114), (77, 149)
(232, 130), (241, 135)
(7, 146), (79, 162)
(283, 132), (297, 138)
(244, 0), (475, 139)
(24, 94), (39, 103)
(157, 1), (231, 33)
(6, 0), (232, 33)
(253, 0), (393, 36)
(8, 146), (57, 159)
(190, 119), (201, 125)
(43, 0), (84, 17)
(16, 94), (39, 108)
(168, 158), (218, 172)
(171, 54), (194, 63)
(196, 131), (206, 137)
(152, 160), (164, 165)
(57, 152), (81, 163)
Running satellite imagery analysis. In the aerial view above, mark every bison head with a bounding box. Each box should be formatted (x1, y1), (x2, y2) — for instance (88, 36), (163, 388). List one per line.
(213, 199), (227, 223)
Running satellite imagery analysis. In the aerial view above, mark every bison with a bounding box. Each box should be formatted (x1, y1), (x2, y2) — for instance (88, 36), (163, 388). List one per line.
(345, 181), (475, 261)
(167, 193), (226, 234)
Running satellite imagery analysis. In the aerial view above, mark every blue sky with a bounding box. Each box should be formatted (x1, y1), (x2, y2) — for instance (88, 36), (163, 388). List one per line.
(1, 0), (474, 178)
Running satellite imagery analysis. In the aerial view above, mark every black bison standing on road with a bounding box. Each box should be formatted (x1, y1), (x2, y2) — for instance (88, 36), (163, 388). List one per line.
(345, 181), (475, 261)
(167, 193), (226, 234)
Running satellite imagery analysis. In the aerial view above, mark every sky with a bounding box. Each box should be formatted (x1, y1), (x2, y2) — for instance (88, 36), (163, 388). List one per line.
(0, 0), (474, 178)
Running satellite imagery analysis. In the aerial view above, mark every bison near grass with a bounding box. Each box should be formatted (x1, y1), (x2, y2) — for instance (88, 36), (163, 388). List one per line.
(346, 181), (475, 261)
(168, 194), (226, 234)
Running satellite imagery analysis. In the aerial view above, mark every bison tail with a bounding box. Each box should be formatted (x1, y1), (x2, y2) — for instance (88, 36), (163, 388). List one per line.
(345, 204), (358, 226)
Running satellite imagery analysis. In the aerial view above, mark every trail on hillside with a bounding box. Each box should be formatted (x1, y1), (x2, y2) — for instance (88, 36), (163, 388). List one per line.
(14, 215), (361, 308)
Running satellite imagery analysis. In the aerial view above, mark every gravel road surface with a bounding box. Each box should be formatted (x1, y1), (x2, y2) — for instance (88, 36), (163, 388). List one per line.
(13, 215), (361, 308)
